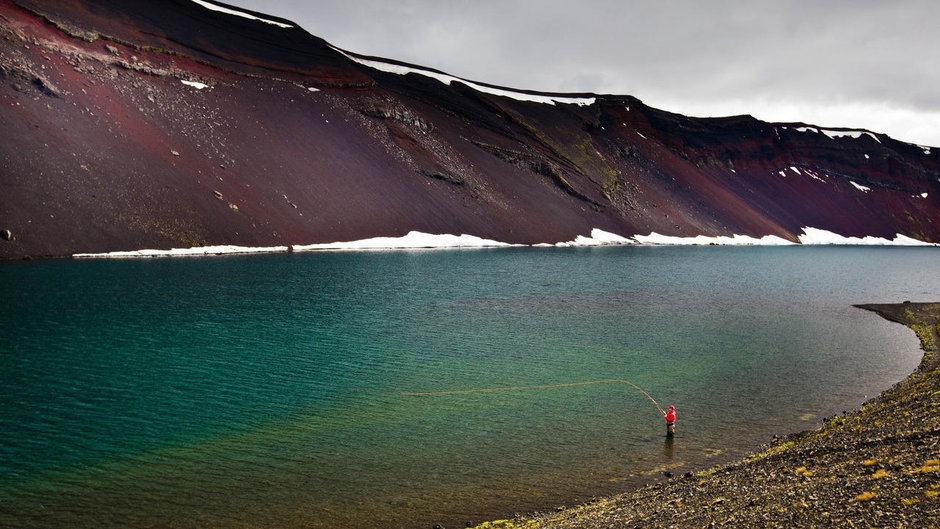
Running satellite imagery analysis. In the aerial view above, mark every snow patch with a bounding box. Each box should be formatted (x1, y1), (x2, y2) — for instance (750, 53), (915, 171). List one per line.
(292, 231), (514, 251)
(190, 0), (292, 28)
(803, 169), (826, 182)
(72, 227), (938, 259)
(793, 126), (881, 143)
(336, 51), (595, 107)
(73, 233), (512, 258)
(180, 79), (208, 89)
(632, 233), (794, 246)
(798, 227), (935, 246)
(821, 129), (880, 142)
(74, 245), (289, 258)
(921, 192), (929, 198)
(850, 181), (872, 193)
(789, 166), (802, 175)
(551, 229), (634, 247)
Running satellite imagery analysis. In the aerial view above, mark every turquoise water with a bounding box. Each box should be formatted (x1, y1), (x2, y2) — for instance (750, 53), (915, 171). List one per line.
(0, 246), (936, 528)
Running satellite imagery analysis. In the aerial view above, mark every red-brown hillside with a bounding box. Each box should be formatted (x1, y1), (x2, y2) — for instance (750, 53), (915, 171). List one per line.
(1, 0), (937, 259)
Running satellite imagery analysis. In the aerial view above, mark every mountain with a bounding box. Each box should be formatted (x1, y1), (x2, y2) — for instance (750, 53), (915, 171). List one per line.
(1, 0), (937, 259)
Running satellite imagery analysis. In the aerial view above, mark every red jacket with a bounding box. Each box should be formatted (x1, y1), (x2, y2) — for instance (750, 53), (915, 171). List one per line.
(665, 410), (676, 423)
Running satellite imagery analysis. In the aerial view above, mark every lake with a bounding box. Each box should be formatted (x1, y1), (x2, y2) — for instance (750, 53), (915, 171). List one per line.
(0, 245), (936, 528)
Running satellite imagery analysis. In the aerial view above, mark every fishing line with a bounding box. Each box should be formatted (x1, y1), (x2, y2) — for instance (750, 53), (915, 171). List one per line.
(400, 378), (665, 415)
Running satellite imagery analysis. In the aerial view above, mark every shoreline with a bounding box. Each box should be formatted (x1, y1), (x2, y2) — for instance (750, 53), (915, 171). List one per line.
(473, 302), (940, 529)
(68, 227), (938, 259)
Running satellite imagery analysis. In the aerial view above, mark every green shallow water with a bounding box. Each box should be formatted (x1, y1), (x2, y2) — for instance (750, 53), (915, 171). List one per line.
(0, 246), (936, 528)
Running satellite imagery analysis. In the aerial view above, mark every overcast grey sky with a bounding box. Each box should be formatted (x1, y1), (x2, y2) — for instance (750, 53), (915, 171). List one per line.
(221, 0), (939, 146)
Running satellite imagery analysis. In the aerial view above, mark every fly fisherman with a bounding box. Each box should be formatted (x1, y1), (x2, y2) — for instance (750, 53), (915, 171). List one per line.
(664, 405), (676, 437)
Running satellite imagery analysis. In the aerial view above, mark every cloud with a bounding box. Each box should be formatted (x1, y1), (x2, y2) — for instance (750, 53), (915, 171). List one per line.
(220, 0), (940, 145)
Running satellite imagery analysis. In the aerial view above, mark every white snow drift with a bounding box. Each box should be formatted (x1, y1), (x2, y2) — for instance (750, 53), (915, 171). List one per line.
(72, 227), (936, 258)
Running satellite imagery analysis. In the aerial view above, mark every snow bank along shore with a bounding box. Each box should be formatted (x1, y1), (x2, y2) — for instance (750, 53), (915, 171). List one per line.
(72, 227), (937, 259)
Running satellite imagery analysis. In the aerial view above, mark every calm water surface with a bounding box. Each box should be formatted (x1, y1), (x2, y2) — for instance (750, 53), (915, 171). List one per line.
(0, 246), (936, 528)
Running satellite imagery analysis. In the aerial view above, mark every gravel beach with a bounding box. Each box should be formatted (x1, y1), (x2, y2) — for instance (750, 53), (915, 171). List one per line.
(471, 302), (940, 529)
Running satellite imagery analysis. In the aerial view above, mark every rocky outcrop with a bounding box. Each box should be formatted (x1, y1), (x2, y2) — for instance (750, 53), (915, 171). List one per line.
(0, 0), (937, 259)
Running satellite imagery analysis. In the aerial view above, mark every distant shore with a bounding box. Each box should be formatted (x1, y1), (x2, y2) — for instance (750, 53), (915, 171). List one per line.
(473, 302), (940, 529)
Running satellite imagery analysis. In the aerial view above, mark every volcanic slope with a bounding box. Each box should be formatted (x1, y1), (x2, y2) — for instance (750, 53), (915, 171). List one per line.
(1, 0), (938, 259)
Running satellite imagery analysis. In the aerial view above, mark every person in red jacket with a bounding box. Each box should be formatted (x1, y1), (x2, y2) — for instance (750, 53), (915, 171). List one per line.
(664, 405), (676, 437)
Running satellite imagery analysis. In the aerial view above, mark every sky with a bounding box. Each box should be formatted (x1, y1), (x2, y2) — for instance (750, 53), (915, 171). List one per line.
(219, 0), (939, 147)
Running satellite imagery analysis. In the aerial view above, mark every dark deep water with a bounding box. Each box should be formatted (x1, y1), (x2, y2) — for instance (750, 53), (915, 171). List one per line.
(1, 245), (936, 528)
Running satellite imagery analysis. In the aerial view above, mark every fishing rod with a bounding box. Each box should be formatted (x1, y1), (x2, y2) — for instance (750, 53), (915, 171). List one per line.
(400, 378), (665, 415)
